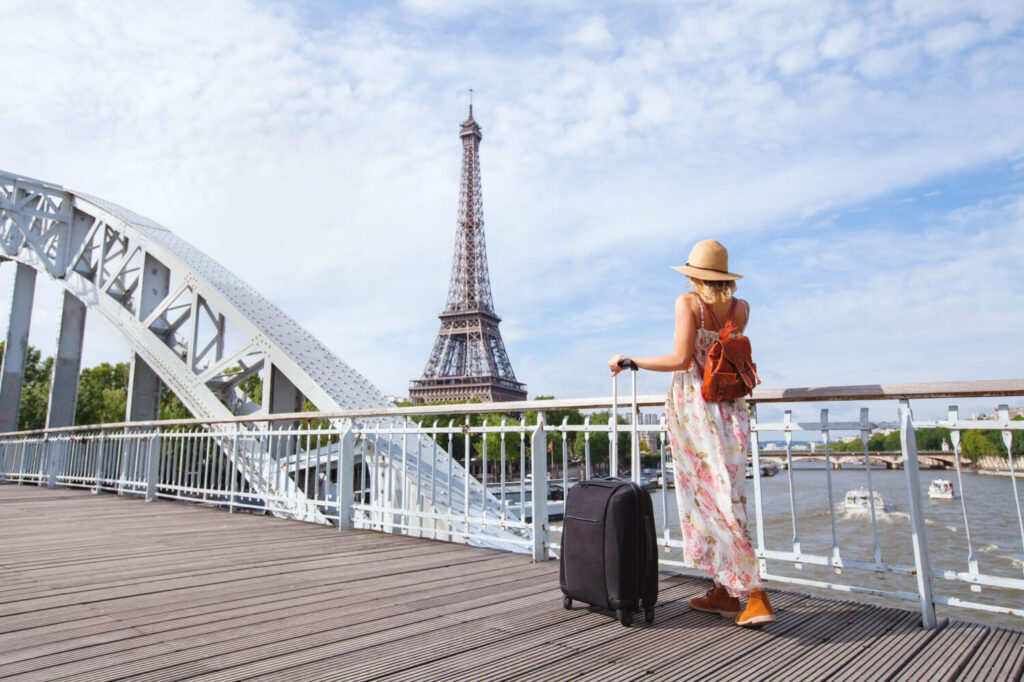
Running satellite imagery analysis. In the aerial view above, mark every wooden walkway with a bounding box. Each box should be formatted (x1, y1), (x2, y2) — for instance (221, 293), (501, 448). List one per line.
(1, 486), (1021, 681)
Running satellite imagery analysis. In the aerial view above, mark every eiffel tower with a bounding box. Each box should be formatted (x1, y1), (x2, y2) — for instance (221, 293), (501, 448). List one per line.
(409, 102), (527, 405)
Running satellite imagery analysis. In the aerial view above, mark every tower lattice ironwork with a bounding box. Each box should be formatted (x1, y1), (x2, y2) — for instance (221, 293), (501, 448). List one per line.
(410, 104), (526, 404)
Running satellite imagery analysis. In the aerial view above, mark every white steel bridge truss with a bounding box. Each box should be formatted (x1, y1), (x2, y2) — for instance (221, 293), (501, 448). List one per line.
(0, 169), (519, 547)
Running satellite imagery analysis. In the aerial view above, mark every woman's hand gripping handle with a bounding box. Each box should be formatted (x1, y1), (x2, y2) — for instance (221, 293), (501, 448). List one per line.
(608, 355), (639, 377)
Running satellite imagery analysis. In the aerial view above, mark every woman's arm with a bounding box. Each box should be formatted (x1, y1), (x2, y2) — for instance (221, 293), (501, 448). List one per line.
(608, 294), (696, 376)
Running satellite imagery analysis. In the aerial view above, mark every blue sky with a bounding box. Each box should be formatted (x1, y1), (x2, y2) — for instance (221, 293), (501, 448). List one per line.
(1, 0), (1022, 422)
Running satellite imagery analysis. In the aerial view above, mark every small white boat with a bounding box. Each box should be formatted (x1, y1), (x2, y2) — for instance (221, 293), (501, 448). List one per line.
(845, 488), (886, 512)
(928, 478), (955, 500)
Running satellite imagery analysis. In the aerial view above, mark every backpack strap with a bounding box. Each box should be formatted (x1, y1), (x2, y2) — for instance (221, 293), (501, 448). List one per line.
(692, 298), (706, 375)
(706, 298), (737, 331)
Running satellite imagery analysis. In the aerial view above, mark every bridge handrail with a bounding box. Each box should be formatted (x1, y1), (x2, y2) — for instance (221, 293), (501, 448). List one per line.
(0, 377), (1021, 437)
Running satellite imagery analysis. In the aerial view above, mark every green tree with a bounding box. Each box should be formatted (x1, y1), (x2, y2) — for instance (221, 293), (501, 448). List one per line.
(916, 428), (951, 451)
(0, 343), (54, 431)
(526, 397), (585, 470)
(960, 429), (1003, 460)
(75, 362), (130, 425)
(407, 399), (485, 463)
(584, 410), (631, 474)
(867, 433), (887, 452)
(1014, 415), (1024, 457)
(17, 346), (52, 431)
(833, 438), (864, 453)
(401, 397), (595, 479)
(158, 387), (194, 420)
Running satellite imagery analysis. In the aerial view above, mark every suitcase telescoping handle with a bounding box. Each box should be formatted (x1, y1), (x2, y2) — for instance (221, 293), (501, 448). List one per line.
(611, 359), (641, 483)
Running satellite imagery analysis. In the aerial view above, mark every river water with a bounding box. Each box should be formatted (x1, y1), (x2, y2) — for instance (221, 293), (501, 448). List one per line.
(554, 468), (1024, 630)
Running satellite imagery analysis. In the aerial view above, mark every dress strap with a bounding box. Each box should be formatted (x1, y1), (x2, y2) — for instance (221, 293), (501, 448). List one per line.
(697, 298), (706, 330)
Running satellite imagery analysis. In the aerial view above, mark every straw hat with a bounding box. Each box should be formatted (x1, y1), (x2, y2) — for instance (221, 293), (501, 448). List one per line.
(670, 239), (742, 281)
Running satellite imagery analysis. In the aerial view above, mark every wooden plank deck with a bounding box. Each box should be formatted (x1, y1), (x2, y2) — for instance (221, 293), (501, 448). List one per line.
(0, 486), (1021, 681)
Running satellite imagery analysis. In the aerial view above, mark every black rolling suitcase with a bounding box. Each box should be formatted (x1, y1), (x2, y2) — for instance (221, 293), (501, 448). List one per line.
(559, 361), (658, 627)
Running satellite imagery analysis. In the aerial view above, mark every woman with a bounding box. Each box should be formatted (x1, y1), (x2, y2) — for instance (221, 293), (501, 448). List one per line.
(607, 239), (774, 627)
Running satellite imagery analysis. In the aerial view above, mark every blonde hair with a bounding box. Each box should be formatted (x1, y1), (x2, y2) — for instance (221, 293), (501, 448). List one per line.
(688, 277), (736, 305)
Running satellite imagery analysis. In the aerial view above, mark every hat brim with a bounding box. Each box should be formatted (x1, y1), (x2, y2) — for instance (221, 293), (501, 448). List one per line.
(671, 264), (742, 281)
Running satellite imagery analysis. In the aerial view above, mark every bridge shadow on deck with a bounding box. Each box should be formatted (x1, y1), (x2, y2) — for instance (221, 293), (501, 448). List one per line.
(0, 486), (1021, 681)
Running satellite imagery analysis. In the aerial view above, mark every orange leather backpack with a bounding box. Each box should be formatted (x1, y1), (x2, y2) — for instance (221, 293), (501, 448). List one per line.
(698, 299), (761, 402)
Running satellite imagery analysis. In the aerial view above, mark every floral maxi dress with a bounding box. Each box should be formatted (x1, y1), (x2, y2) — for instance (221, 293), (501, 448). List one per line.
(665, 307), (760, 598)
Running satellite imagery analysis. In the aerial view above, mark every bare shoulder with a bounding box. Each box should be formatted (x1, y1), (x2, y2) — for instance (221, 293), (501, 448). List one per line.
(675, 292), (700, 314)
(675, 293), (700, 326)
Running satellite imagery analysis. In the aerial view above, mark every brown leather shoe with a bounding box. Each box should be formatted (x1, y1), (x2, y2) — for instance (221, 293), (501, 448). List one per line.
(735, 589), (776, 626)
(689, 584), (741, 617)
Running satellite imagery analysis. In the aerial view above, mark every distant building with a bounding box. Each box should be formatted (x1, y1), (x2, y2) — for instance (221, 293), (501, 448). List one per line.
(973, 406), (1023, 420)
(626, 412), (663, 453)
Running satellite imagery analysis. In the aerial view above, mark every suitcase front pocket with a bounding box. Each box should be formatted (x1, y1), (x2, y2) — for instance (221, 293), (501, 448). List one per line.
(562, 514), (608, 608)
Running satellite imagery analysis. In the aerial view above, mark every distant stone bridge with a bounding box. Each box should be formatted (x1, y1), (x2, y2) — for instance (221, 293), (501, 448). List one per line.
(759, 451), (968, 470)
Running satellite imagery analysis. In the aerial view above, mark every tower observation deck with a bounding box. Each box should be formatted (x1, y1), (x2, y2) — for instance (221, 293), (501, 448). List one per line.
(410, 104), (526, 404)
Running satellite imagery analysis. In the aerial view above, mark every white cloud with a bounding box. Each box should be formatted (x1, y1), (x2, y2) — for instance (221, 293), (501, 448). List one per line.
(569, 15), (613, 49)
(924, 21), (986, 57)
(857, 42), (921, 79)
(820, 19), (865, 60)
(776, 45), (817, 76)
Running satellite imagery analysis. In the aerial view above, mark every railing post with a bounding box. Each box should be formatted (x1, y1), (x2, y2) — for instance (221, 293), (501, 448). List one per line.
(899, 399), (937, 628)
(750, 404), (767, 575)
(46, 436), (61, 489)
(338, 425), (355, 531)
(145, 428), (161, 502)
(92, 431), (106, 493)
(783, 410), (801, 568)
(530, 417), (548, 562)
(583, 415), (591, 480)
(229, 425), (240, 513)
(998, 404), (1024, 573)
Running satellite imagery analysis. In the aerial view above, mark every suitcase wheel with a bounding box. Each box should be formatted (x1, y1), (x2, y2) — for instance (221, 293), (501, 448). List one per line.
(563, 596), (572, 610)
(617, 609), (633, 627)
(644, 608), (655, 624)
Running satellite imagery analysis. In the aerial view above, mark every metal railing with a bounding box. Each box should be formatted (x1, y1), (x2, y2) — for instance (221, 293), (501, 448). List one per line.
(1, 378), (1022, 628)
